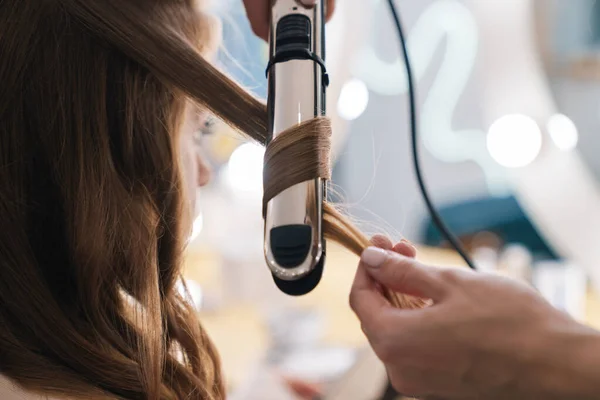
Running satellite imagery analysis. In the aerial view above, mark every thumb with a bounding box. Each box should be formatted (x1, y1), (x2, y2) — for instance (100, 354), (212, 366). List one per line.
(360, 247), (448, 302)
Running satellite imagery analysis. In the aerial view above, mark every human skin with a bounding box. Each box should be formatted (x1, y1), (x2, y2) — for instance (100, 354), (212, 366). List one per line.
(243, 0), (336, 41)
(350, 243), (600, 399)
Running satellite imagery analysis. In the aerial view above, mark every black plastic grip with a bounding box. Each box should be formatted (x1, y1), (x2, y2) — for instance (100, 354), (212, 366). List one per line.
(272, 248), (325, 296)
(265, 13), (329, 86)
(276, 14), (311, 52)
(269, 225), (312, 268)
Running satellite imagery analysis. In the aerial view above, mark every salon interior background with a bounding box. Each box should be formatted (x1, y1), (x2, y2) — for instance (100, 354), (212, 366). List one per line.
(212, 0), (599, 244)
(335, 0), (600, 240)
(178, 0), (600, 397)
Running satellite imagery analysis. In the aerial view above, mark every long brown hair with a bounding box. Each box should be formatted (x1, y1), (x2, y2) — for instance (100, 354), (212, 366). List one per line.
(0, 0), (420, 399)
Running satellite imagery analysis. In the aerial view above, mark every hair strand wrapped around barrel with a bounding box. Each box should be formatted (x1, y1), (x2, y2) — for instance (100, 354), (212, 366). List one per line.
(262, 117), (426, 309)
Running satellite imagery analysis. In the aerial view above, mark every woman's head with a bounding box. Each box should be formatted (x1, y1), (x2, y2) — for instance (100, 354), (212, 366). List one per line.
(0, 0), (418, 398)
(0, 0), (253, 398)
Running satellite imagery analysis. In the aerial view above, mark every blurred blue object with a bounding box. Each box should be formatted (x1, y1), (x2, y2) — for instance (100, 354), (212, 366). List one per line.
(217, 0), (268, 99)
(420, 196), (559, 260)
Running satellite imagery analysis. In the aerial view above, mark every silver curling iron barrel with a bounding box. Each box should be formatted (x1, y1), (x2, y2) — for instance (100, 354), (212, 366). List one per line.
(264, 0), (329, 296)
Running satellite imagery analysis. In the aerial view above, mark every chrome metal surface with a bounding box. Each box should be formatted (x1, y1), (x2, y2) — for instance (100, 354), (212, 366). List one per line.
(264, 0), (326, 281)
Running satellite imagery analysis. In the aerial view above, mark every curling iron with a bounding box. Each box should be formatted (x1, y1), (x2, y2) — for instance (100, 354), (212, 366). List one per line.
(263, 0), (475, 299)
(264, 0), (329, 296)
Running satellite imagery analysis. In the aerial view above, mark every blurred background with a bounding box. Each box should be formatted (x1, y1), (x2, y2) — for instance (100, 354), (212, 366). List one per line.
(182, 0), (600, 398)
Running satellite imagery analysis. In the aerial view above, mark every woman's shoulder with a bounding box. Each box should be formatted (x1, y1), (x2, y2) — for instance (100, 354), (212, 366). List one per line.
(0, 375), (59, 400)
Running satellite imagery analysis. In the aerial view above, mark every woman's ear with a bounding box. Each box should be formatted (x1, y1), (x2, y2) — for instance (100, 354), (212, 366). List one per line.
(196, 152), (212, 187)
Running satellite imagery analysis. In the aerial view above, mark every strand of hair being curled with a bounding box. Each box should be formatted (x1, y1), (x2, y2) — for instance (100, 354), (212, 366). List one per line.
(262, 118), (425, 309)
(0, 1), (421, 399)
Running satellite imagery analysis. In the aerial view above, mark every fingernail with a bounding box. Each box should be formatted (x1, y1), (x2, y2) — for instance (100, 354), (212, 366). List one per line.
(401, 239), (417, 252)
(361, 247), (388, 268)
(298, 0), (318, 6)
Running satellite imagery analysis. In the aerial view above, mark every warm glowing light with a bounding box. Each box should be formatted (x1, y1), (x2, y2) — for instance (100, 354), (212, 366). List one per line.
(224, 143), (265, 195)
(177, 279), (203, 310)
(487, 114), (542, 168)
(189, 213), (203, 243)
(337, 79), (370, 121)
(547, 114), (578, 151)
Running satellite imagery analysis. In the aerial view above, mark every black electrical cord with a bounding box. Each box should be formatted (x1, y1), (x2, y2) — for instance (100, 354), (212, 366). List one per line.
(386, 0), (477, 271)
